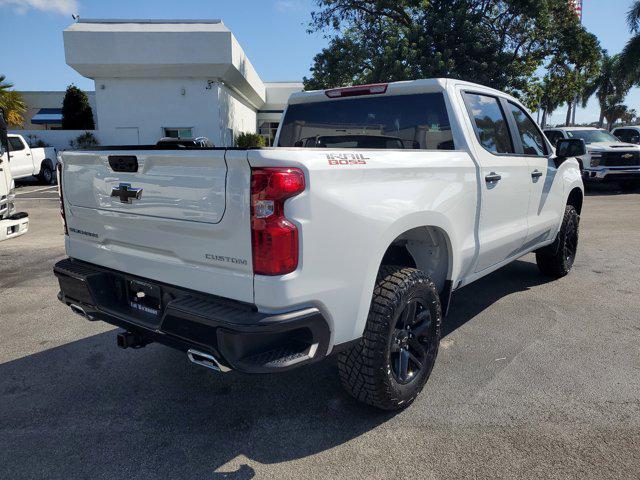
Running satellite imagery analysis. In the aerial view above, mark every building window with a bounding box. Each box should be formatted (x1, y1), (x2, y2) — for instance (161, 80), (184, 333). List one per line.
(163, 127), (193, 139)
(259, 121), (280, 146)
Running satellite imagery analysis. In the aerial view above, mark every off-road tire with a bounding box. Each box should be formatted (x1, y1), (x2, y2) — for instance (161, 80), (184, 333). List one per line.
(37, 162), (54, 185)
(338, 266), (442, 411)
(535, 205), (579, 278)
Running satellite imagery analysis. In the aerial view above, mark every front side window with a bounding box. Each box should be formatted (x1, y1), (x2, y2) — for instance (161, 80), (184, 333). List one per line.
(278, 93), (454, 150)
(507, 102), (547, 156)
(464, 93), (514, 154)
(8, 137), (25, 152)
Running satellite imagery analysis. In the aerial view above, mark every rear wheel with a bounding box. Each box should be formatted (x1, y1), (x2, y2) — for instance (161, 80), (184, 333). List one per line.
(338, 266), (442, 411)
(37, 162), (54, 185)
(535, 205), (579, 278)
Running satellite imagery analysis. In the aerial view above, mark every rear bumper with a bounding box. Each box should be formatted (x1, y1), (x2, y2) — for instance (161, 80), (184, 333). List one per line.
(53, 258), (331, 373)
(0, 212), (29, 241)
(583, 167), (640, 181)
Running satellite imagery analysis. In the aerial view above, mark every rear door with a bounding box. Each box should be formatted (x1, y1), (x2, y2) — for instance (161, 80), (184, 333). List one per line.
(504, 101), (564, 248)
(461, 91), (531, 272)
(62, 148), (255, 303)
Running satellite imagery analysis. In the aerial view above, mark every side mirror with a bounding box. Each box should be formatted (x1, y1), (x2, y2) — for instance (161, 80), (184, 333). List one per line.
(556, 138), (586, 160)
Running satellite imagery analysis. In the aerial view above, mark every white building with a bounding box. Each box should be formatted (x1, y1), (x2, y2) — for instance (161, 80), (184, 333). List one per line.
(13, 19), (302, 148)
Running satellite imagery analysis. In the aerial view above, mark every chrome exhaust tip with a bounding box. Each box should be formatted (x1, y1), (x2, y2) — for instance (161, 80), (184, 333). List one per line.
(187, 349), (231, 373)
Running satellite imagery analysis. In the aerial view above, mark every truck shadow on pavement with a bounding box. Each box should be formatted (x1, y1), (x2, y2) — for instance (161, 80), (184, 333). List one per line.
(0, 259), (552, 479)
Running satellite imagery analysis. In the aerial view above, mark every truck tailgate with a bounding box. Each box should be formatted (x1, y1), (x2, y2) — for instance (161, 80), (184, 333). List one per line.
(61, 149), (254, 303)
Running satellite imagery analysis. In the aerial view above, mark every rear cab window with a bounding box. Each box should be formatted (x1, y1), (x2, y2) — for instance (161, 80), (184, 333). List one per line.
(278, 93), (455, 150)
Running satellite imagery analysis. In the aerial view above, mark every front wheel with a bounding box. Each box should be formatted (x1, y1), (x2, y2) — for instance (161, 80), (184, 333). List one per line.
(535, 205), (579, 278)
(338, 266), (442, 411)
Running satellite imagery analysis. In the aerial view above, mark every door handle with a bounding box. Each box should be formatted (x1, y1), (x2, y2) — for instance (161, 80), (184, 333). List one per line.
(485, 172), (502, 183)
(26, 153), (31, 156)
(531, 169), (543, 179)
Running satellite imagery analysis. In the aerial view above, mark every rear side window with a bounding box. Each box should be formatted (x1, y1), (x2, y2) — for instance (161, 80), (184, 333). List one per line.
(8, 137), (25, 152)
(463, 93), (513, 154)
(507, 102), (548, 156)
(278, 93), (454, 150)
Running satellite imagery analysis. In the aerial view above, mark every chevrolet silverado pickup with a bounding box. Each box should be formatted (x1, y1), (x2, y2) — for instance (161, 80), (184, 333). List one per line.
(544, 126), (640, 188)
(54, 79), (585, 410)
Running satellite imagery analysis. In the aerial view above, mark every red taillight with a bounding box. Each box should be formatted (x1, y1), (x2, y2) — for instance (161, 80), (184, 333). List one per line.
(251, 167), (305, 275)
(325, 83), (388, 98)
(57, 163), (68, 235)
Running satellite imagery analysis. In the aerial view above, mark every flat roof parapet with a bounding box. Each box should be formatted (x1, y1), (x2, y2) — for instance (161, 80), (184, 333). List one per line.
(78, 19), (223, 24)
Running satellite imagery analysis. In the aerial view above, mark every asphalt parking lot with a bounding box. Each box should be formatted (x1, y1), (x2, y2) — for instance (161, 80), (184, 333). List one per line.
(1, 181), (639, 480)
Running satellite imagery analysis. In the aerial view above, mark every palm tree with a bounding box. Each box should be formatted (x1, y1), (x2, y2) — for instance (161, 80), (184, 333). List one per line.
(620, 1), (640, 84)
(0, 75), (26, 127)
(604, 104), (635, 130)
(581, 53), (629, 128)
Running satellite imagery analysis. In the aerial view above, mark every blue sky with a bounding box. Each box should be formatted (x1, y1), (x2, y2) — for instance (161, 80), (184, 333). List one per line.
(0, 0), (637, 124)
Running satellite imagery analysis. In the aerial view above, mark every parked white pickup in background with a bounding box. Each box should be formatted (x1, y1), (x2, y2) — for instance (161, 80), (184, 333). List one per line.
(6, 134), (57, 184)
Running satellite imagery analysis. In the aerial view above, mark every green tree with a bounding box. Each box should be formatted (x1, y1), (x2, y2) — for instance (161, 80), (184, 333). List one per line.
(61, 85), (95, 130)
(604, 104), (636, 130)
(581, 52), (630, 128)
(304, 0), (599, 101)
(0, 75), (26, 127)
(525, 9), (601, 127)
(620, 1), (640, 83)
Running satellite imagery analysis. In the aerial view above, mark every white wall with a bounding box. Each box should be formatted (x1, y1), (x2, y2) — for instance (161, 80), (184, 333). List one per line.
(94, 78), (222, 145)
(9, 130), (102, 150)
(217, 84), (258, 147)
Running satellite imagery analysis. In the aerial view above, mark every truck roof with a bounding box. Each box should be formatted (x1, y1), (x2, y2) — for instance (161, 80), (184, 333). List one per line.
(544, 126), (604, 132)
(287, 78), (514, 105)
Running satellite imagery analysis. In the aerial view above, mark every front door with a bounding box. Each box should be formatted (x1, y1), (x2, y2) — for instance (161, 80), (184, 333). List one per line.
(7, 136), (32, 179)
(504, 101), (565, 247)
(461, 91), (531, 273)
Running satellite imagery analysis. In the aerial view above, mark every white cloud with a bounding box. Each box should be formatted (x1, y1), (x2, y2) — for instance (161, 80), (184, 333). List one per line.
(275, 0), (304, 13)
(0, 0), (78, 15)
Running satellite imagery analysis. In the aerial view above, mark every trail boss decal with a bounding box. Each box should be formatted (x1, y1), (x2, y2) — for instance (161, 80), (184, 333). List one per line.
(327, 153), (369, 165)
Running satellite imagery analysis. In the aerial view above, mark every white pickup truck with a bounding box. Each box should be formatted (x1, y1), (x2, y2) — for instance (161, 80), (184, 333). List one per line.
(54, 79), (585, 410)
(544, 127), (640, 188)
(6, 134), (57, 184)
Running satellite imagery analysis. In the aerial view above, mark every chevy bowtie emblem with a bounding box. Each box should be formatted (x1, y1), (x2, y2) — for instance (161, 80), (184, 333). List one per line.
(111, 183), (143, 204)
(622, 154), (634, 159)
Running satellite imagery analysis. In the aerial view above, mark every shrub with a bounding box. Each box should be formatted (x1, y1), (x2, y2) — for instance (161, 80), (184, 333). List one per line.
(70, 131), (99, 149)
(235, 132), (266, 148)
(26, 134), (51, 148)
